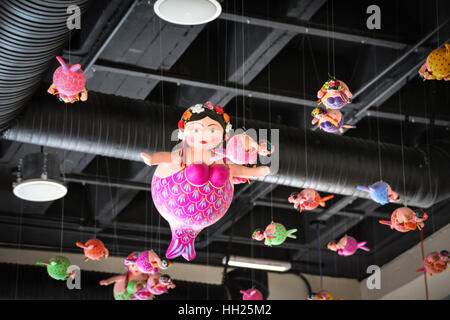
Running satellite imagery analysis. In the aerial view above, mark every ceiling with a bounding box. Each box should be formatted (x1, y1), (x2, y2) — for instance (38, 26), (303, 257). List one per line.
(0, 0), (449, 282)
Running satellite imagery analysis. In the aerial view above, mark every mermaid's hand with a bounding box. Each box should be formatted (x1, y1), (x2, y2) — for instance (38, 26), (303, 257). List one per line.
(141, 152), (153, 166)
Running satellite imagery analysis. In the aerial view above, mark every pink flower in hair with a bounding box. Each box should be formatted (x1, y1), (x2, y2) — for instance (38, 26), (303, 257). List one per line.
(204, 101), (214, 110)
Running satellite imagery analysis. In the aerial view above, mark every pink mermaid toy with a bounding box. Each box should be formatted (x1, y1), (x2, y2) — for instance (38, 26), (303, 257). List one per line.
(327, 235), (370, 256)
(141, 102), (270, 261)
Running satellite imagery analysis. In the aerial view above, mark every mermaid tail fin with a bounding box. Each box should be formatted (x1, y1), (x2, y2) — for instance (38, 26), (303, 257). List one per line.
(287, 229), (297, 239)
(319, 195), (334, 207)
(379, 220), (392, 226)
(357, 242), (370, 252)
(166, 229), (197, 261)
(415, 267), (425, 273)
(357, 185), (370, 193)
(75, 242), (86, 249)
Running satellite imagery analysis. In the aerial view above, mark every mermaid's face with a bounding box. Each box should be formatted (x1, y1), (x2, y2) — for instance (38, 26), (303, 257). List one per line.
(184, 117), (224, 149)
(127, 263), (142, 276)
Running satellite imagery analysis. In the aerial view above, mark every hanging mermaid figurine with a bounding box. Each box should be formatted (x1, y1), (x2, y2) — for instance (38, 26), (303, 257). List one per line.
(327, 235), (370, 256)
(379, 207), (428, 232)
(418, 44), (450, 81)
(141, 102), (271, 261)
(288, 189), (334, 212)
(317, 79), (353, 109)
(307, 290), (341, 300)
(47, 56), (88, 103)
(211, 132), (274, 184)
(356, 181), (399, 205)
(252, 222), (297, 247)
(99, 252), (159, 300)
(311, 107), (355, 133)
(240, 288), (263, 300)
(416, 250), (449, 276)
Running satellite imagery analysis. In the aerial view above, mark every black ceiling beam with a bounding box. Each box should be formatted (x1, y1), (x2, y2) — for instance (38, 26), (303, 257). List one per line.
(365, 110), (450, 128)
(93, 60), (318, 107)
(219, 13), (410, 50)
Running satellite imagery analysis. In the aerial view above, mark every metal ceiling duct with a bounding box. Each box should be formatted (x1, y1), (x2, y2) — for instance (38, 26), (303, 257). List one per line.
(0, 0), (91, 132)
(3, 90), (450, 208)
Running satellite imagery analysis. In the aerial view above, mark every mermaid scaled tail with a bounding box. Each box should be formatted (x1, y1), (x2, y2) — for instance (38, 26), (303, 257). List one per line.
(287, 229), (297, 239)
(319, 195), (334, 207)
(357, 241), (370, 252)
(339, 124), (356, 133)
(165, 227), (199, 261)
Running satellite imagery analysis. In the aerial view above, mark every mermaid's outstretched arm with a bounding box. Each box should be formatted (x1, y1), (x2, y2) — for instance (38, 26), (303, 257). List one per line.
(141, 152), (178, 166)
(99, 274), (124, 286)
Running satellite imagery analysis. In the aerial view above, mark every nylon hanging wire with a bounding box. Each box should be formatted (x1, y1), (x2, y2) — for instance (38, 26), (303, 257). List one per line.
(316, 225), (323, 289)
(105, 159), (120, 256)
(331, 0), (336, 78)
(158, 13), (164, 256)
(420, 228), (429, 300)
(14, 191), (24, 300)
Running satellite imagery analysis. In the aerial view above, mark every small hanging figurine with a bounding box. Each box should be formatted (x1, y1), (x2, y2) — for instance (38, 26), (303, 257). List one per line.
(211, 133), (274, 184)
(99, 252), (154, 300)
(418, 44), (450, 81)
(311, 107), (356, 133)
(416, 250), (449, 276)
(143, 273), (176, 296)
(240, 288), (263, 300)
(212, 133), (274, 165)
(75, 238), (109, 261)
(252, 222), (297, 247)
(307, 290), (339, 300)
(357, 181), (400, 205)
(317, 79), (352, 109)
(36, 256), (75, 281)
(327, 235), (370, 256)
(136, 250), (172, 274)
(288, 189), (334, 212)
(47, 56), (88, 103)
(142, 102), (271, 261)
(379, 207), (428, 232)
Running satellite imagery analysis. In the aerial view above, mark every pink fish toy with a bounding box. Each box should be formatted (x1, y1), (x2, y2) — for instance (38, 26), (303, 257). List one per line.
(75, 238), (109, 261)
(142, 102), (271, 261)
(416, 250), (449, 276)
(136, 250), (172, 274)
(240, 289), (263, 300)
(288, 189), (334, 212)
(317, 79), (352, 109)
(327, 235), (370, 256)
(47, 56), (88, 103)
(379, 207), (428, 233)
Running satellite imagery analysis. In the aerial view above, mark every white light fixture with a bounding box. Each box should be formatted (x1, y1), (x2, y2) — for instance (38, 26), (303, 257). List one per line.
(223, 255), (292, 272)
(154, 0), (222, 25)
(12, 152), (67, 202)
(13, 179), (67, 202)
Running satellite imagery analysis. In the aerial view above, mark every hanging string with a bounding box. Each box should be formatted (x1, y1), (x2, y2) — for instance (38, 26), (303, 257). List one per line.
(331, 0), (336, 78)
(373, 45), (383, 181)
(302, 36), (308, 184)
(316, 225), (323, 289)
(157, 13), (164, 256)
(105, 158), (120, 255)
(419, 228), (429, 300)
(14, 189), (24, 300)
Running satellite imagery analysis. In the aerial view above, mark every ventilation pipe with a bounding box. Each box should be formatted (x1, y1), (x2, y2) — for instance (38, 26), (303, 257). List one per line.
(0, 0), (90, 132)
(3, 90), (450, 208)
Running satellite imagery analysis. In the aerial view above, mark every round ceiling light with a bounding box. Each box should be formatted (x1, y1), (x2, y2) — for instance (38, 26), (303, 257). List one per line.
(153, 0), (222, 25)
(12, 152), (67, 202)
(13, 179), (68, 202)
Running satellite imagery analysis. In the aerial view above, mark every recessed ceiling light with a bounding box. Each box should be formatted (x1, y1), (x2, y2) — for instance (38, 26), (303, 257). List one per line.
(13, 179), (68, 202)
(153, 0), (222, 25)
(223, 255), (292, 272)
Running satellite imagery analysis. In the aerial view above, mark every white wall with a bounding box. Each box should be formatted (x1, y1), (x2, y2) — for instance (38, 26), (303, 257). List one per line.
(360, 223), (450, 300)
